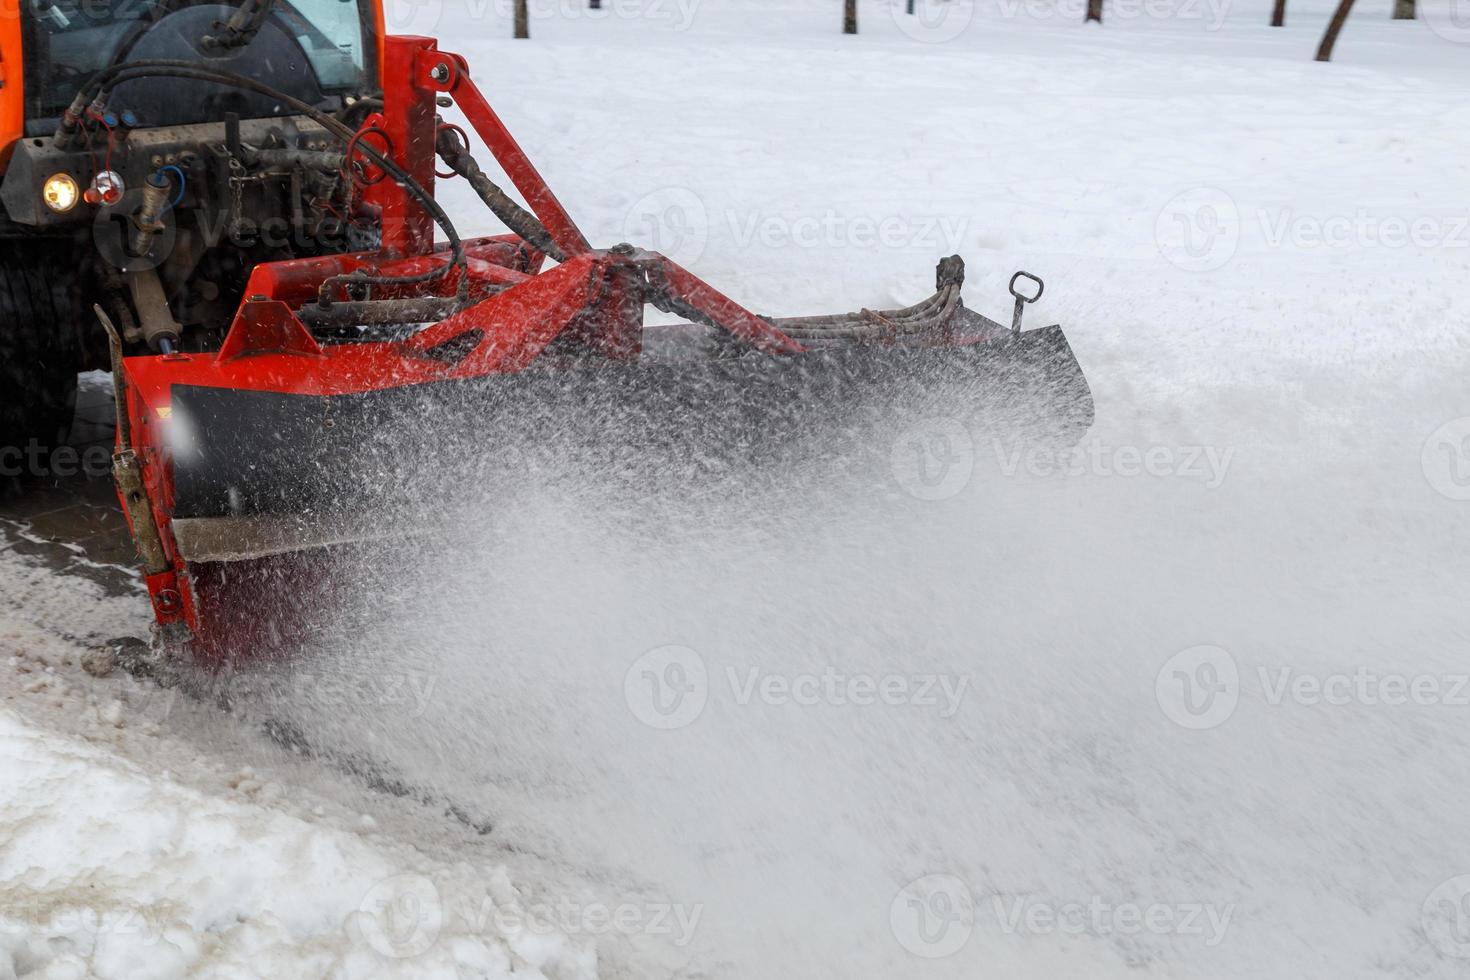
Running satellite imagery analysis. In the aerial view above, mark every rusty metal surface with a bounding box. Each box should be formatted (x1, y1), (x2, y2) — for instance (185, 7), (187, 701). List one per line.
(171, 514), (407, 563)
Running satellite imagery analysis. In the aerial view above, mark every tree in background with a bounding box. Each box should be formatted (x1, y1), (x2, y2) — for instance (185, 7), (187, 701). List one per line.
(515, 0), (529, 38)
(1086, 0), (1103, 22)
(1316, 0), (1356, 60)
(844, 0), (857, 33)
(1271, 0), (1286, 25)
(1392, 0), (1414, 18)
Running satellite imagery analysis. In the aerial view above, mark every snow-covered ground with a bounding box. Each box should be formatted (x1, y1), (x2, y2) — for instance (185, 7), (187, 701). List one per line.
(5, 2), (1470, 978)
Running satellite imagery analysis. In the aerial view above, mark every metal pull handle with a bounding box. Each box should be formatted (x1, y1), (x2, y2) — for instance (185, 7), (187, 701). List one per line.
(1007, 271), (1044, 336)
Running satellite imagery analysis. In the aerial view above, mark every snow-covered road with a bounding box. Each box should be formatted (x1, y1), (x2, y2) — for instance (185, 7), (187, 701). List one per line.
(4, 2), (1470, 977)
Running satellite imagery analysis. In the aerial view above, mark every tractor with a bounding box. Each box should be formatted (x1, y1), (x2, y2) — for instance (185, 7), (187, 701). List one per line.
(0, 0), (1093, 661)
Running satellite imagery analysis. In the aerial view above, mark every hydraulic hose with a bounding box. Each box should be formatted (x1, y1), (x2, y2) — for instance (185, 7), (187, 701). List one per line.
(434, 126), (565, 263)
(201, 0), (277, 51)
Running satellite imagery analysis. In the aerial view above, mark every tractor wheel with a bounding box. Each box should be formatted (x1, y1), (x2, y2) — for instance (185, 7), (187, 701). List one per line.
(0, 240), (84, 458)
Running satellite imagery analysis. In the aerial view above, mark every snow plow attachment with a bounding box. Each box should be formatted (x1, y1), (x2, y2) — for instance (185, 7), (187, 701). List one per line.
(107, 37), (1092, 662)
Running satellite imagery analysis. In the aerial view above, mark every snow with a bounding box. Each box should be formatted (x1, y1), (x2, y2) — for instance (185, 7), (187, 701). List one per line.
(5, 2), (1470, 979)
(0, 705), (604, 979)
(0, 548), (598, 980)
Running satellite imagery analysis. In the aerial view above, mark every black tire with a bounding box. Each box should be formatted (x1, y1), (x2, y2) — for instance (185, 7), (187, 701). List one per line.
(0, 239), (84, 456)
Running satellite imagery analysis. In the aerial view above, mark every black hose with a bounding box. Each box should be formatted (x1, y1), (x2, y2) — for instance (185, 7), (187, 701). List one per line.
(434, 126), (564, 263)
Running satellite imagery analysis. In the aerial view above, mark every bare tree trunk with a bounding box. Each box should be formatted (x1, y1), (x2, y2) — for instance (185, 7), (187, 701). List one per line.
(590, 0), (600, 8)
(844, 0), (857, 33)
(1392, 0), (1414, 18)
(1086, 0), (1103, 22)
(514, 0), (529, 38)
(1270, 0), (1286, 25)
(1315, 0), (1356, 60)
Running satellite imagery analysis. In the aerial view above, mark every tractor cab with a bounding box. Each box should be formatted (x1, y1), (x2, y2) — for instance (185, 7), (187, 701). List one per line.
(18, 0), (380, 134)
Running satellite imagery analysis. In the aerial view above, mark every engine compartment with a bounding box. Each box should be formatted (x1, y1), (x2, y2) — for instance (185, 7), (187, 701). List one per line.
(2, 111), (381, 356)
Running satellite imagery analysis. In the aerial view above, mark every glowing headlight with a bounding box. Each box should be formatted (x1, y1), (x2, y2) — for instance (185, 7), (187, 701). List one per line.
(42, 173), (79, 213)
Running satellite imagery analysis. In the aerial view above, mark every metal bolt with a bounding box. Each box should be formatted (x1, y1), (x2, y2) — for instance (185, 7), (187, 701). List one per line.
(430, 63), (450, 83)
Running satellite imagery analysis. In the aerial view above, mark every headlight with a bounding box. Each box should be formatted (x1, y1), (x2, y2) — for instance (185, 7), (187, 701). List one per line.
(42, 173), (79, 213)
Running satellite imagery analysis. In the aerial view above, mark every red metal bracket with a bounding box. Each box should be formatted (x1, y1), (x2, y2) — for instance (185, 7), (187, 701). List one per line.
(646, 255), (806, 355)
(437, 54), (592, 258)
(218, 300), (324, 362)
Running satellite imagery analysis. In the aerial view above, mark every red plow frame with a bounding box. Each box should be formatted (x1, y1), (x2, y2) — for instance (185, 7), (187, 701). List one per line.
(109, 35), (1091, 661)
